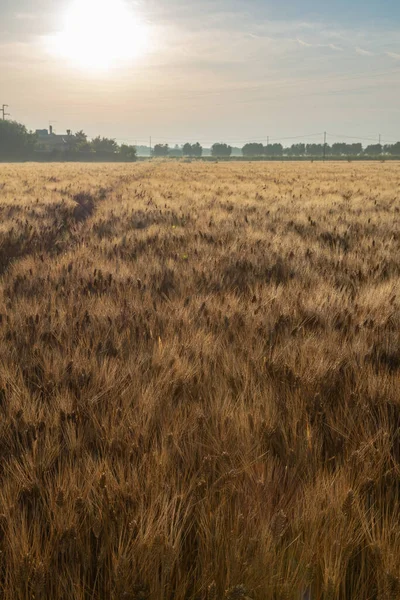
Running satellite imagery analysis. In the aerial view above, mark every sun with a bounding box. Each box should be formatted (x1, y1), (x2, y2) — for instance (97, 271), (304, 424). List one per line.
(49, 0), (150, 71)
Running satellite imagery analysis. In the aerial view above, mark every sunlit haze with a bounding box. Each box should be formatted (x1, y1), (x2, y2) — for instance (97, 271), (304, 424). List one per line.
(47, 0), (150, 71)
(1, 0), (400, 146)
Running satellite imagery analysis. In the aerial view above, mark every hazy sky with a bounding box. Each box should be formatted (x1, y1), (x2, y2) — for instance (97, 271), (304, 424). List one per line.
(1, 0), (400, 146)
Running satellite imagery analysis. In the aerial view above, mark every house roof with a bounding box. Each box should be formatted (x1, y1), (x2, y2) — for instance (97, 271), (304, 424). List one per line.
(37, 133), (76, 145)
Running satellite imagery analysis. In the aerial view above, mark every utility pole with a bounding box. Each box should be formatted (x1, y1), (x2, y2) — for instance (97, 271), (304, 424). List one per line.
(1, 104), (10, 120)
(149, 136), (152, 156)
(323, 131), (327, 161)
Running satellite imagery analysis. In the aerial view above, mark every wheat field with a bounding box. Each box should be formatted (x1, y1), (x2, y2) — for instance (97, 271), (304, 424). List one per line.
(0, 161), (399, 600)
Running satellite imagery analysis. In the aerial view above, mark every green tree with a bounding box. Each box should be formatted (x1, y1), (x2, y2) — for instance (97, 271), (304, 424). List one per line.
(0, 120), (36, 158)
(169, 145), (183, 158)
(153, 144), (169, 157)
(242, 143), (264, 157)
(364, 144), (382, 156)
(91, 136), (118, 153)
(286, 143), (306, 156)
(330, 143), (346, 156)
(183, 142), (203, 157)
(264, 143), (283, 157)
(349, 143), (363, 155)
(385, 142), (400, 155)
(306, 143), (327, 156)
(120, 144), (137, 161)
(191, 142), (202, 157)
(75, 130), (87, 144)
(183, 143), (192, 156)
(73, 130), (92, 152)
(330, 143), (363, 156)
(211, 143), (232, 158)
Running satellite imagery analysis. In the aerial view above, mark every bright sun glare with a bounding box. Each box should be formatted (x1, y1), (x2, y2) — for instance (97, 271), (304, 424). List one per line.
(49, 0), (149, 71)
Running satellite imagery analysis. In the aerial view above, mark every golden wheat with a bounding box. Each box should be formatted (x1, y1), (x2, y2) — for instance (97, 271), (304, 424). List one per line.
(0, 160), (399, 599)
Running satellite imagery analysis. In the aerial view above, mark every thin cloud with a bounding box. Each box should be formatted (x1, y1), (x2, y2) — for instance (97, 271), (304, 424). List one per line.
(386, 51), (400, 60)
(297, 38), (313, 47)
(296, 39), (342, 51)
(327, 43), (343, 51)
(356, 47), (374, 56)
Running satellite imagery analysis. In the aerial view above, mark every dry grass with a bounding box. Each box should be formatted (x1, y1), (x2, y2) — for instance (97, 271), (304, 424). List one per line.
(0, 161), (399, 600)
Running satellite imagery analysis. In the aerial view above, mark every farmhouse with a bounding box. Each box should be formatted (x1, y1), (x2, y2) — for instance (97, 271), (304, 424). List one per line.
(35, 126), (76, 152)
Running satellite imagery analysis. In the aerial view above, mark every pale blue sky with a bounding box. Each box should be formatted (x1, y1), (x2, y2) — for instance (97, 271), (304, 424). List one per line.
(1, 0), (400, 145)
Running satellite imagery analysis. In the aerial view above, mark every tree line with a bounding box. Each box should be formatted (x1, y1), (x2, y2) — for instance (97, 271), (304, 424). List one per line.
(242, 142), (400, 157)
(152, 142), (233, 157)
(68, 131), (137, 159)
(2, 119), (400, 160)
(151, 141), (400, 157)
(0, 121), (137, 161)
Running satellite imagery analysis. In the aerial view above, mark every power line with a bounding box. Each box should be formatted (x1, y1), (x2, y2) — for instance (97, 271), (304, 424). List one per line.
(327, 132), (399, 144)
(4, 93), (399, 148)
(114, 132), (400, 150)
(327, 132), (380, 142)
(120, 134), (400, 146)
(123, 131), (400, 145)
(115, 132), (325, 145)
(268, 133), (324, 142)
(6, 98), (398, 148)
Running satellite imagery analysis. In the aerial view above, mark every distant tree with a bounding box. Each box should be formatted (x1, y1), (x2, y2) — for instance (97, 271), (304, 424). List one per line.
(191, 142), (203, 157)
(182, 143), (192, 156)
(348, 143), (363, 155)
(153, 144), (169, 157)
(120, 144), (137, 160)
(211, 143), (232, 157)
(264, 143), (283, 157)
(183, 142), (203, 157)
(75, 130), (87, 144)
(242, 143), (264, 157)
(136, 145), (151, 157)
(330, 143), (344, 156)
(169, 144), (183, 158)
(330, 142), (362, 156)
(72, 130), (92, 152)
(306, 143), (326, 156)
(286, 143), (306, 156)
(385, 142), (400, 155)
(91, 136), (118, 153)
(364, 144), (382, 156)
(0, 120), (36, 158)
